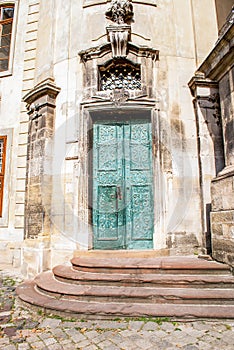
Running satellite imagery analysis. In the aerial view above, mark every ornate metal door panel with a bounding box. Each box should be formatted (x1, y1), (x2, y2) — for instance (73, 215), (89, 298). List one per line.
(93, 120), (154, 249)
(125, 121), (154, 249)
(93, 123), (125, 249)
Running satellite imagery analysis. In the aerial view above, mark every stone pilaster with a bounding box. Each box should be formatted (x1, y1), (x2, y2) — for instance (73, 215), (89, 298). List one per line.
(191, 21), (234, 266)
(22, 78), (60, 277)
(189, 75), (224, 253)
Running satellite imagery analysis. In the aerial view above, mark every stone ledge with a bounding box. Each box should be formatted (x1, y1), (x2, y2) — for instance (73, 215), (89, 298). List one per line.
(213, 165), (234, 181)
(53, 264), (234, 287)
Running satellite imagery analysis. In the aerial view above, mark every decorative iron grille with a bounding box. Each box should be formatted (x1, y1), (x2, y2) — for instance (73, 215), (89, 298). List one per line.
(99, 64), (141, 91)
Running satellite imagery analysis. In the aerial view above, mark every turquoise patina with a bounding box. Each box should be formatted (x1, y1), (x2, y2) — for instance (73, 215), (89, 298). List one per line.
(93, 118), (154, 249)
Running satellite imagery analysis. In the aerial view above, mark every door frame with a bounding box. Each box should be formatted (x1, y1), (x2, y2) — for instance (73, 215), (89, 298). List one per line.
(83, 104), (163, 250)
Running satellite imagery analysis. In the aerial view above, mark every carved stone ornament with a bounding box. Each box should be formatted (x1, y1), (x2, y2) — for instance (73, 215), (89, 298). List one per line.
(105, 0), (133, 25)
(106, 25), (131, 57)
(110, 88), (130, 106)
(208, 93), (221, 126)
(27, 103), (43, 120)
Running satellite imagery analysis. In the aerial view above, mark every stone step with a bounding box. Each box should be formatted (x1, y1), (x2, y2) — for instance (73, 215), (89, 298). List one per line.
(17, 281), (234, 319)
(17, 256), (234, 319)
(53, 265), (234, 288)
(73, 249), (170, 258)
(35, 271), (234, 305)
(71, 256), (231, 275)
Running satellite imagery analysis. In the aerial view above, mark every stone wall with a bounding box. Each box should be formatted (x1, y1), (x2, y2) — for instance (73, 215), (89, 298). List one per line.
(0, 0), (39, 266)
(211, 171), (234, 266)
(211, 64), (234, 266)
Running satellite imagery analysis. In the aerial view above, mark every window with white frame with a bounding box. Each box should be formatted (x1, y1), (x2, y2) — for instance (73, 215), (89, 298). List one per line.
(0, 1), (18, 75)
(0, 4), (14, 72)
(0, 136), (6, 217)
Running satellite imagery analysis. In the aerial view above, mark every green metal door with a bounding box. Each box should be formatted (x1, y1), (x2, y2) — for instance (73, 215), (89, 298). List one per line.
(93, 119), (154, 249)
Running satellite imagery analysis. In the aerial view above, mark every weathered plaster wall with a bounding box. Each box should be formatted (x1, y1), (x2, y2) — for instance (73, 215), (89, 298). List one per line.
(48, 0), (219, 256)
(0, 0), (32, 265)
(0, 0), (224, 275)
(215, 0), (233, 31)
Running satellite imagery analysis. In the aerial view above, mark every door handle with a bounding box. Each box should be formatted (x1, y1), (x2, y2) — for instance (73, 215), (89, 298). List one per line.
(117, 186), (122, 200)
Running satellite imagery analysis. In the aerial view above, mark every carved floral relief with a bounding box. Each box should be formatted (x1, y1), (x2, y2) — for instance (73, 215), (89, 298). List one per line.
(105, 0), (134, 24)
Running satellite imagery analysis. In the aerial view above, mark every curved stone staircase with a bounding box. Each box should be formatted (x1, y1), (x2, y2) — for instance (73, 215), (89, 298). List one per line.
(17, 255), (234, 319)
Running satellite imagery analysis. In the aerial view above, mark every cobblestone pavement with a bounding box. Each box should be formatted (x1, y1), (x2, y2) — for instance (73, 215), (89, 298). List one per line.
(0, 267), (234, 350)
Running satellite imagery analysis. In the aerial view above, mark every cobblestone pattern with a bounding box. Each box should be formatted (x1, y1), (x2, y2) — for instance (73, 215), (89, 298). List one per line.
(0, 268), (234, 350)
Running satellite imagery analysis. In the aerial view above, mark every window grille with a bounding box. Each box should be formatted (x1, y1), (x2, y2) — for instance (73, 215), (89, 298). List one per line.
(99, 63), (141, 91)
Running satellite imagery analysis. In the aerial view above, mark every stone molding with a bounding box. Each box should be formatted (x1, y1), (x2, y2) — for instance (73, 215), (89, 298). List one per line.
(213, 165), (234, 181)
(106, 25), (131, 57)
(79, 41), (159, 101)
(188, 74), (218, 98)
(79, 42), (159, 63)
(23, 77), (61, 108)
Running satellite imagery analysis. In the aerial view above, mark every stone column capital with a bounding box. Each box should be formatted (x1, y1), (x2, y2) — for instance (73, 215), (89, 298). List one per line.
(188, 74), (218, 98)
(23, 77), (61, 107)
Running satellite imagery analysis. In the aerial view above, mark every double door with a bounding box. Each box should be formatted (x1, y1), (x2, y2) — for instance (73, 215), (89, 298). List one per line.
(93, 119), (154, 249)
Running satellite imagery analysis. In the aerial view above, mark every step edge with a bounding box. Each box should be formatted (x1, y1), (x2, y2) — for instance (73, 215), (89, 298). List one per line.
(16, 282), (234, 319)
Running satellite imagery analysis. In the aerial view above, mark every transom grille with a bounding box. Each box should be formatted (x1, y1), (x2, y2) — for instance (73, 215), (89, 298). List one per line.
(99, 64), (141, 91)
